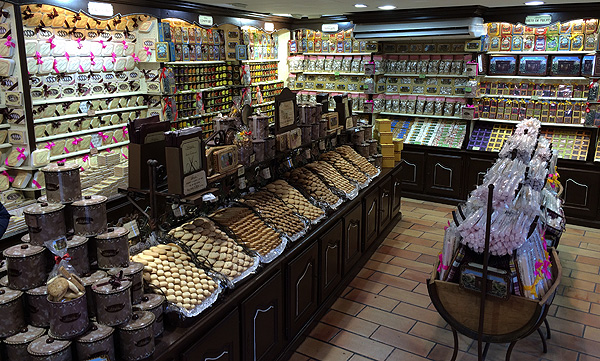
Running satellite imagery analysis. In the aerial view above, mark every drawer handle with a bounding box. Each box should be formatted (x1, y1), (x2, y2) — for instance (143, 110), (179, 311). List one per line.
(394, 181), (400, 188)
(205, 351), (228, 361)
(382, 191), (389, 198)
(325, 244), (338, 283)
(296, 262), (314, 316)
(327, 243), (338, 250)
(253, 305), (275, 361)
(368, 200), (376, 216)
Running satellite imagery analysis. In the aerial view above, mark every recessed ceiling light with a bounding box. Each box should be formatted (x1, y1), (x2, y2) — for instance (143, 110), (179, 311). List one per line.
(525, 1), (544, 5)
(378, 5), (396, 10)
(354, 4), (368, 8)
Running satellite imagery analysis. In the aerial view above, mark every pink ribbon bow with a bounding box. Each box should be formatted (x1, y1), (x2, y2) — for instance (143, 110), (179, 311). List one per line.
(34, 51), (43, 65)
(72, 137), (83, 145)
(122, 126), (128, 137)
(144, 46), (151, 56)
(90, 52), (96, 65)
(52, 59), (59, 74)
(45, 141), (55, 150)
(437, 253), (449, 273)
(2, 171), (14, 183)
(102, 65), (106, 72)
(111, 52), (116, 63)
(112, 136), (117, 143)
(444, 220), (451, 231)
(105, 148), (113, 153)
(131, 52), (140, 63)
(46, 35), (55, 49)
(98, 132), (109, 141)
(76, 37), (83, 49)
(64, 52), (69, 61)
(31, 179), (42, 189)
(63, 147), (69, 154)
(82, 155), (89, 162)
(4, 35), (15, 48)
(122, 39), (128, 50)
(79, 65), (84, 72)
(99, 40), (107, 49)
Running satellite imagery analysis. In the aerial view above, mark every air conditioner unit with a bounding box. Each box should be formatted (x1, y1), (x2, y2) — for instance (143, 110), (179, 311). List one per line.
(353, 17), (486, 40)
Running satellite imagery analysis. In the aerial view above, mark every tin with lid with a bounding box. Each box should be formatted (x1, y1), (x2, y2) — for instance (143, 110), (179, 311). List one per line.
(92, 276), (132, 326)
(23, 202), (66, 246)
(250, 114), (269, 140)
(373, 154), (383, 168)
(117, 311), (155, 361)
(48, 292), (89, 339)
(133, 294), (165, 338)
(367, 139), (378, 156)
(351, 128), (365, 145)
(0, 287), (26, 338)
(319, 119), (328, 138)
(37, 196), (74, 233)
(300, 126), (312, 145)
(5, 325), (45, 360)
(355, 143), (370, 158)
(265, 137), (276, 159)
(3, 244), (47, 290)
(66, 235), (90, 276)
(109, 262), (144, 305)
(81, 270), (107, 318)
(42, 161), (82, 203)
(0, 275), (8, 286)
(253, 140), (265, 163)
(71, 195), (108, 237)
(363, 125), (373, 141)
(95, 227), (130, 269)
(76, 322), (115, 361)
(27, 336), (72, 361)
(311, 123), (320, 141)
(26, 285), (51, 328)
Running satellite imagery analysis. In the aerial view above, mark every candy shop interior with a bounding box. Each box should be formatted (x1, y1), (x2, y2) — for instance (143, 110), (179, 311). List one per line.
(0, 0), (599, 360)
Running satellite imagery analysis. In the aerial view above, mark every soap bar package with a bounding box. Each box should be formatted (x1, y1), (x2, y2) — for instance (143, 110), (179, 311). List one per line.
(518, 55), (548, 76)
(550, 56), (582, 76)
(488, 55), (518, 75)
(165, 127), (208, 196)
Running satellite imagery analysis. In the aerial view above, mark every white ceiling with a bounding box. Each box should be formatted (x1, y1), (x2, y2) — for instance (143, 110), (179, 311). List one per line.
(192, 0), (599, 18)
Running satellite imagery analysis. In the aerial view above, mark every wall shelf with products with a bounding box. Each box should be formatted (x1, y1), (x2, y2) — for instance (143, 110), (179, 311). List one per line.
(380, 112), (464, 120)
(477, 118), (589, 127)
(479, 95), (588, 101)
(33, 106), (149, 124)
(480, 75), (588, 81)
(32, 92), (146, 106)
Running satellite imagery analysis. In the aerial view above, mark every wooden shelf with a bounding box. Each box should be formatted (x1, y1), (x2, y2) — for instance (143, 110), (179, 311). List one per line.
(479, 95), (588, 101)
(384, 73), (468, 78)
(0, 144), (13, 150)
(242, 59), (279, 63)
(165, 60), (226, 65)
(37, 123), (128, 142)
(49, 141), (129, 161)
(251, 101), (275, 107)
(299, 52), (374, 56)
(478, 117), (589, 127)
(487, 51), (595, 55)
(380, 112), (464, 120)
(480, 75), (588, 81)
(174, 86), (230, 95)
(302, 72), (366, 76)
(33, 106), (149, 124)
(32, 91), (146, 105)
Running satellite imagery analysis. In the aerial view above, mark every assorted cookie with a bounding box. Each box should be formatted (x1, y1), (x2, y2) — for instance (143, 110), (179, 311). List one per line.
(320, 151), (369, 183)
(47, 267), (85, 302)
(306, 161), (357, 194)
(264, 180), (325, 221)
(286, 167), (341, 206)
(240, 191), (307, 236)
(336, 145), (379, 177)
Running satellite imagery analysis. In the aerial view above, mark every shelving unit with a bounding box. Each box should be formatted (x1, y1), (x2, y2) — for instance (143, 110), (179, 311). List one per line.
(380, 112), (464, 120)
(33, 106), (149, 124)
(479, 94), (587, 101)
(31, 92), (146, 105)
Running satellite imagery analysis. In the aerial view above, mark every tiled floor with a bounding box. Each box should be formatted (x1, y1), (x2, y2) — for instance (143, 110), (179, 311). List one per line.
(289, 198), (600, 361)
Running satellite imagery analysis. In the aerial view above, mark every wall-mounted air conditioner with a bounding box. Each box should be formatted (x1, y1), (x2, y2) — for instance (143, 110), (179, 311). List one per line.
(353, 17), (486, 40)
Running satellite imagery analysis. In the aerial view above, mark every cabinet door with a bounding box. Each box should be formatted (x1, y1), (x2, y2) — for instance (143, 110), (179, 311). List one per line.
(241, 271), (284, 361)
(560, 167), (600, 220)
(398, 151), (425, 193)
(391, 168), (402, 216)
(465, 157), (495, 191)
(182, 309), (240, 361)
(425, 154), (463, 199)
(320, 220), (343, 302)
(363, 188), (379, 251)
(287, 242), (319, 338)
(343, 203), (362, 274)
(379, 177), (393, 230)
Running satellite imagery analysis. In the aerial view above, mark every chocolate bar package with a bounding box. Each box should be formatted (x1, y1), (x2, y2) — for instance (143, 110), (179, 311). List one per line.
(488, 55), (518, 75)
(518, 55), (548, 76)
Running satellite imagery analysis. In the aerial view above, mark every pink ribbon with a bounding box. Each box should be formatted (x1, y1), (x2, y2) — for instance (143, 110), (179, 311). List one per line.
(45, 141), (55, 150)
(79, 65), (84, 72)
(63, 147), (69, 154)
(112, 136), (117, 143)
(105, 148), (112, 153)
(443, 220), (451, 231)
(32, 179), (42, 189)
(122, 40), (128, 50)
(144, 46), (151, 56)
(437, 253), (449, 273)
(52, 59), (59, 74)
(64, 52), (69, 61)
(111, 52), (116, 63)
(122, 153), (128, 159)
(4, 35), (15, 48)
(102, 65), (106, 72)
(34, 51), (43, 65)
(72, 137), (83, 145)
(82, 154), (89, 162)
(98, 132), (109, 141)
(2, 171), (13, 183)
(76, 37), (83, 49)
(90, 52), (96, 65)
(46, 35), (55, 49)
(122, 126), (128, 137)
(131, 52), (140, 63)
(80, 166), (85, 172)
(99, 40), (107, 49)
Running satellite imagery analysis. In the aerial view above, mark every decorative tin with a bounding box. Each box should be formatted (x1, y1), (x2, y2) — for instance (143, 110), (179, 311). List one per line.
(133, 294), (165, 338)
(3, 244), (47, 290)
(363, 125), (373, 141)
(81, 270), (107, 318)
(26, 286), (51, 328)
(311, 123), (320, 141)
(250, 114), (269, 141)
(355, 143), (370, 158)
(319, 120), (328, 138)
(41, 161), (82, 203)
(265, 137), (276, 159)
(5, 325), (45, 360)
(37, 196), (74, 233)
(0, 287), (26, 338)
(488, 55), (518, 76)
(48, 292), (89, 339)
(92, 276), (132, 326)
(76, 322), (115, 361)
(27, 336), (72, 361)
(117, 311), (155, 361)
(253, 140), (265, 163)
(368, 139), (379, 156)
(71, 195), (108, 237)
(300, 126), (312, 144)
(95, 227), (130, 269)
(109, 262), (144, 305)
(351, 128), (365, 145)
(23, 203), (66, 246)
(373, 154), (383, 168)
(66, 235), (90, 276)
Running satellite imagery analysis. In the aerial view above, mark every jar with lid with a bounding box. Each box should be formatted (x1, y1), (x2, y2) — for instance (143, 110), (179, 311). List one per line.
(363, 125), (373, 141)
(41, 161), (82, 203)
(95, 227), (130, 269)
(76, 322), (115, 361)
(253, 141), (265, 163)
(0, 287), (26, 338)
(117, 311), (155, 361)
(351, 128), (365, 145)
(26, 285), (51, 328)
(3, 244), (47, 290)
(65, 235), (89, 276)
(27, 336), (72, 361)
(133, 294), (165, 338)
(23, 203), (66, 246)
(48, 292), (89, 339)
(4, 325), (45, 360)
(92, 276), (132, 326)
(71, 195), (108, 237)
(355, 143), (370, 158)
(81, 270), (107, 318)
(108, 262), (144, 305)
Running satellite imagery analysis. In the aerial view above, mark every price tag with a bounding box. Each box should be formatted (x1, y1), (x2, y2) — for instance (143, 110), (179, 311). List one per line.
(123, 220), (140, 239)
(91, 148), (99, 155)
(87, 109), (96, 116)
(262, 167), (271, 179)
(237, 167), (245, 176)
(419, 74), (426, 79)
(334, 71), (340, 77)
(171, 204), (186, 218)
(319, 140), (325, 150)
(473, 146), (480, 151)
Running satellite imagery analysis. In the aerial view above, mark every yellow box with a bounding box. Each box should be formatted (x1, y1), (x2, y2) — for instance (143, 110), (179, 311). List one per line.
(394, 151), (402, 161)
(381, 144), (394, 157)
(376, 131), (393, 144)
(394, 140), (404, 152)
(382, 156), (395, 168)
(375, 119), (392, 133)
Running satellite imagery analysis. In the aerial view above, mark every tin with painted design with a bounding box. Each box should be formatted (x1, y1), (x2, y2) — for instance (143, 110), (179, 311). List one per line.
(133, 294), (165, 338)
(81, 270), (107, 318)
(42, 161), (82, 203)
(0, 287), (26, 338)
(109, 262), (144, 304)
(71, 195), (108, 237)
(48, 292), (89, 339)
(4, 325), (45, 361)
(95, 227), (130, 269)
(23, 203), (66, 246)
(27, 336), (72, 361)
(26, 285), (51, 328)
(92, 277), (132, 326)
(76, 322), (115, 361)
(66, 235), (90, 276)
(117, 311), (155, 361)
(3, 244), (47, 290)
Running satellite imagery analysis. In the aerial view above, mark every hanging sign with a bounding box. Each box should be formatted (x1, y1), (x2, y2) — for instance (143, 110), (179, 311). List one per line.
(525, 15), (552, 26)
(198, 15), (213, 26)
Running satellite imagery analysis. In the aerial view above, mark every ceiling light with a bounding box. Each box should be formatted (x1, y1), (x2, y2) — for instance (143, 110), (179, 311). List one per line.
(272, 13), (293, 17)
(354, 4), (368, 8)
(525, 1), (544, 5)
(264, 22), (274, 31)
(378, 5), (396, 10)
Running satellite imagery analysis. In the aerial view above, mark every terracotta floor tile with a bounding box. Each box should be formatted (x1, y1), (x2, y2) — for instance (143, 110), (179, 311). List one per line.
(400, 269), (430, 283)
(558, 276), (596, 292)
(555, 307), (600, 329)
(370, 251), (394, 264)
(405, 243), (441, 257)
(591, 303), (600, 316)
(396, 228), (425, 238)
(364, 260), (406, 276)
(344, 289), (399, 312)
(356, 268), (375, 280)
(309, 322), (340, 342)
(385, 348), (429, 361)
(348, 355), (374, 361)
(399, 216), (437, 227)
(349, 277), (387, 294)
(577, 255), (600, 267)
(379, 285), (431, 308)
(553, 294), (591, 312)
(580, 354), (600, 361)
(377, 245), (421, 260)
(547, 329), (600, 355)
(584, 326), (600, 343)
(388, 256), (432, 273)
(413, 283), (429, 295)
(409, 322), (472, 352)
(394, 234), (437, 248)
(368, 271), (419, 291)
(416, 254), (437, 265)
(570, 270), (600, 285)
(427, 344), (478, 361)
(392, 302), (446, 327)
(321, 310), (379, 337)
(331, 330), (394, 360)
(370, 326), (435, 357)
(561, 259), (600, 275)
(545, 315), (584, 337)
(562, 286), (600, 304)
(296, 337), (352, 361)
(409, 223), (446, 235)
(356, 306), (415, 333)
(331, 298), (366, 316)
(288, 352), (313, 361)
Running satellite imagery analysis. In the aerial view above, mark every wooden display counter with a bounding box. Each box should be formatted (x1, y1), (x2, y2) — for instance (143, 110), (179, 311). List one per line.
(147, 162), (403, 361)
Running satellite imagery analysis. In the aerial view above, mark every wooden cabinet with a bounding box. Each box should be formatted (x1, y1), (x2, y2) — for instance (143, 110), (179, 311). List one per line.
(182, 309), (240, 361)
(465, 157), (495, 191)
(425, 154), (463, 199)
(398, 151), (425, 193)
(343, 203), (362, 274)
(391, 168), (402, 216)
(363, 187), (379, 251)
(241, 271), (284, 361)
(559, 167), (600, 220)
(319, 220), (343, 302)
(379, 177), (392, 230)
(286, 242), (319, 337)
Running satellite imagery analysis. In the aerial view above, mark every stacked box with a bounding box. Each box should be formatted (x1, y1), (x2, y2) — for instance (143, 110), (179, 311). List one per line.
(375, 118), (394, 167)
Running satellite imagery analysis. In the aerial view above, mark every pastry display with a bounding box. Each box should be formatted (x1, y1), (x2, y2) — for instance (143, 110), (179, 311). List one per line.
(286, 167), (341, 206)
(167, 217), (258, 282)
(264, 179), (325, 221)
(132, 243), (220, 312)
(305, 161), (358, 194)
(336, 145), (380, 177)
(210, 206), (285, 260)
(320, 151), (369, 183)
(240, 191), (307, 237)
